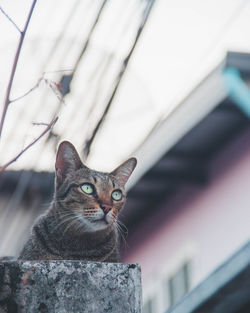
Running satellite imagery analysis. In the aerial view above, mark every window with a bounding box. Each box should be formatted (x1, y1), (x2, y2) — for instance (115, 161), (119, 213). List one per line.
(143, 298), (154, 313)
(142, 244), (195, 313)
(167, 261), (191, 307)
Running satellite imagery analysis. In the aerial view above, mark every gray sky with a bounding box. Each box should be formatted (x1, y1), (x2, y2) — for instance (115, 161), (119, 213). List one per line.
(0, 0), (249, 172)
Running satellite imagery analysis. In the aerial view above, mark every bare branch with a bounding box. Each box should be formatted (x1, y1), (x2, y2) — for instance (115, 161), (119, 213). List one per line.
(0, 0), (37, 139)
(0, 116), (58, 174)
(44, 79), (65, 104)
(10, 77), (44, 104)
(44, 69), (74, 74)
(32, 122), (50, 127)
(11, 71), (68, 104)
(0, 7), (22, 33)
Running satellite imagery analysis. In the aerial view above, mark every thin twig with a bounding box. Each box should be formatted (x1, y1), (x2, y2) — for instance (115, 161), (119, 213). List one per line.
(44, 79), (65, 103)
(0, 0), (37, 139)
(32, 122), (50, 126)
(0, 7), (22, 33)
(0, 117), (58, 174)
(10, 77), (44, 104)
(11, 72), (67, 104)
(44, 69), (74, 74)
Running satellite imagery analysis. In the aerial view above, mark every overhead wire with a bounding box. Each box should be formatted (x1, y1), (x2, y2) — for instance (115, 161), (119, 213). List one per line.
(131, 0), (250, 153)
(83, 0), (156, 159)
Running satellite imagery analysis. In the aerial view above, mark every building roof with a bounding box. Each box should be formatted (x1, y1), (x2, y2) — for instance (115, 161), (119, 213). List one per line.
(0, 0), (155, 173)
(166, 241), (250, 313)
(1, 52), (250, 233)
(123, 51), (250, 230)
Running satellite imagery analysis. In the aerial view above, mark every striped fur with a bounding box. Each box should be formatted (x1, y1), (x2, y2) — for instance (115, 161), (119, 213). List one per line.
(18, 141), (137, 262)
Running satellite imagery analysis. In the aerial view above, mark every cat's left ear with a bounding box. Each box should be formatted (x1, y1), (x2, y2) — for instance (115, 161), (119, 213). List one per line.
(111, 158), (137, 185)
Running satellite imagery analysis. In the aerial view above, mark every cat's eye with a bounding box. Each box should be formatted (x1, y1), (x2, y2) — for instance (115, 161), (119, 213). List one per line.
(80, 183), (94, 195)
(111, 190), (122, 201)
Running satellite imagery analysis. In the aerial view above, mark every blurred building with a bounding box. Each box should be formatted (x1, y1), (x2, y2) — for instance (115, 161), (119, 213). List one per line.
(1, 1), (250, 310)
(0, 0), (155, 255)
(121, 51), (250, 313)
(1, 52), (250, 313)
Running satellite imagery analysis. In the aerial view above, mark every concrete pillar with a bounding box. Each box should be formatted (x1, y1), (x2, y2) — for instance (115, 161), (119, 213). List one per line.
(0, 260), (141, 313)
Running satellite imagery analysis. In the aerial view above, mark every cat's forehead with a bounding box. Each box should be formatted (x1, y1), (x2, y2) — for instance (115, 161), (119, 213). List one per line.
(75, 167), (122, 188)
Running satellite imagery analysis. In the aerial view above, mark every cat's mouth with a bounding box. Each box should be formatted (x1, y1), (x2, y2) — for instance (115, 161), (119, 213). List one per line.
(83, 208), (113, 227)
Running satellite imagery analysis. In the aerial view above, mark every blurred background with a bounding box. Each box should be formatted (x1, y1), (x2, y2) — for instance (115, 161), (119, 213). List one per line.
(1, 0), (250, 312)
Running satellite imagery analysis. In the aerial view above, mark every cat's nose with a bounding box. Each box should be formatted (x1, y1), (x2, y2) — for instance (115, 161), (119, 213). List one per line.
(100, 203), (112, 214)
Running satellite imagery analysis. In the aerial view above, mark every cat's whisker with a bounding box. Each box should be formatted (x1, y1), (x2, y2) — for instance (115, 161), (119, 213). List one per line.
(70, 216), (85, 233)
(51, 214), (77, 233)
(51, 212), (76, 227)
(74, 216), (86, 234)
(62, 217), (81, 236)
(115, 220), (124, 234)
(19, 140), (137, 262)
(114, 221), (128, 250)
(116, 219), (128, 235)
(119, 229), (129, 250)
(110, 212), (118, 222)
(112, 212), (128, 248)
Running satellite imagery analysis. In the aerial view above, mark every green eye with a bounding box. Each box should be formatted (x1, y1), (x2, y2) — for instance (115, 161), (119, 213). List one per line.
(81, 183), (94, 195)
(111, 190), (122, 201)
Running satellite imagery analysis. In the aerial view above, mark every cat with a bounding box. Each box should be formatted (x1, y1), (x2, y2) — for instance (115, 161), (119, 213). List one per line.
(18, 141), (137, 262)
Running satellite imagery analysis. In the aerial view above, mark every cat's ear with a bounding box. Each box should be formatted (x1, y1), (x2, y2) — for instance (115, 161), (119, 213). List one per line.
(55, 141), (83, 182)
(111, 158), (137, 185)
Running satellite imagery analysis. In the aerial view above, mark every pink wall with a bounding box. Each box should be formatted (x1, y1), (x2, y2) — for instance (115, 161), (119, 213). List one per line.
(124, 128), (250, 287)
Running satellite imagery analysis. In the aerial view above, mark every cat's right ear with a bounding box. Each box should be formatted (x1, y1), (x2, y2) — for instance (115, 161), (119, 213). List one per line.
(55, 141), (83, 183)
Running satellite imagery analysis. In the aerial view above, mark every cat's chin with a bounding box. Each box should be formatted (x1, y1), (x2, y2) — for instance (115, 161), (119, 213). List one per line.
(94, 220), (110, 230)
(88, 219), (112, 232)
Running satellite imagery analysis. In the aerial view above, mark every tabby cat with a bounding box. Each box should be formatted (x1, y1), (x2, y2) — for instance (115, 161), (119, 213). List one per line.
(18, 141), (137, 262)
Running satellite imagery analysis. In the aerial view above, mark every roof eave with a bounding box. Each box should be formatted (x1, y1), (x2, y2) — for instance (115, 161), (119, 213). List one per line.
(128, 58), (228, 189)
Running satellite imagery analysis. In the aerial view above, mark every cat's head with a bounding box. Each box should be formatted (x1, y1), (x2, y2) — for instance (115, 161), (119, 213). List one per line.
(54, 141), (137, 233)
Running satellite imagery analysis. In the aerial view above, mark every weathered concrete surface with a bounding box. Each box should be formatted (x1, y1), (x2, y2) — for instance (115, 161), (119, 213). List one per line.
(0, 261), (141, 313)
